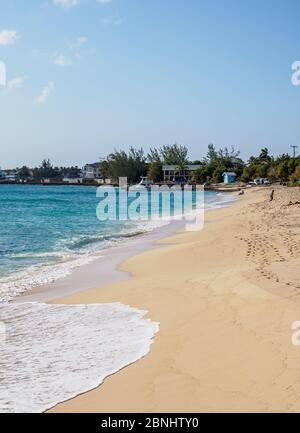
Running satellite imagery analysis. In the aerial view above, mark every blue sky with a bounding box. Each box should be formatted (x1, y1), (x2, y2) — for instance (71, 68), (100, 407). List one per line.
(0, 0), (299, 168)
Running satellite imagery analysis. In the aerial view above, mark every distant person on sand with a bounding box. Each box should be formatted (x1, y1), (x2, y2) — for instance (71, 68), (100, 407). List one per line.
(269, 189), (274, 202)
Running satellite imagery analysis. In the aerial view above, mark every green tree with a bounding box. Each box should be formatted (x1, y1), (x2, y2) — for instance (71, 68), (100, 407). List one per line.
(107, 148), (147, 184)
(99, 160), (109, 184)
(176, 160), (187, 182)
(33, 159), (60, 180)
(207, 143), (218, 163)
(291, 165), (300, 183)
(255, 164), (269, 178)
(276, 160), (290, 182)
(267, 165), (277, 182)
(159, 144), (188, 165)
(18, 166), (31, 181)
(212, 165), (227, 183)
(192, 165), (211, 184)
(147, 148), (163, 182)
(147, 148), (162, 164)
(259, 148), (271, 162)
(241, 165), (256, 182)
(148, 162), (163, 183)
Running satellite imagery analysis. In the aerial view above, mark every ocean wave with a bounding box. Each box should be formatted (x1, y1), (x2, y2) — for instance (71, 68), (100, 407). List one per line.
(0, 302), (159, 413)
(0, 252), (100, 303)
(0, 192), (235, 301)
(55, 229), (147, 251)
(6, 251), (72, 260)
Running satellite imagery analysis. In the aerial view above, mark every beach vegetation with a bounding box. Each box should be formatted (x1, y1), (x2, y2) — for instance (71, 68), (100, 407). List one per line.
(18, 166), (31, 181)
(3, 146), (300, 186)
(192, 144), (244, 184)
(146, 144), (189, 183)
(291, 165), (300, 183)
(99, 160), (109, 184)
(32, 159), (61, 181)
(106, 147), (147, 184)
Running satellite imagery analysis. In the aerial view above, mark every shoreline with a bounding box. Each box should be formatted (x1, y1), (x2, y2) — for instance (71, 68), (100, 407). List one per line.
(15, 219), (186, 304)
(15, 192), (235, 304)
(48, 186), (300, 413)
(0, 182), (246, 193)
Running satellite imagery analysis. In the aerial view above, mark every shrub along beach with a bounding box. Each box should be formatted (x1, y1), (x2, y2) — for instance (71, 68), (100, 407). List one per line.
(1, 144), (300, 187)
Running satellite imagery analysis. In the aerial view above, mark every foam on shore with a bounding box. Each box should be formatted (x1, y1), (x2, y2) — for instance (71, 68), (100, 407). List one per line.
(0, 302), (159, 413)
(0, 192), (235, 302)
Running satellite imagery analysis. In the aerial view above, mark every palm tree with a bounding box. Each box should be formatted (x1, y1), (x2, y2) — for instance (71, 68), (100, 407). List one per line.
(99, 160), (109, 184)
(176, 161), (187, 183)
(259, 148), (270, 161)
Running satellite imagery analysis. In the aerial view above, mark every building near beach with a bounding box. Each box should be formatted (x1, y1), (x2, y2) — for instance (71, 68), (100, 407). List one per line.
(162, 165), (201, 183)
(82, 163), (101, 180)
(63, 177), (83, 184)
(0, 170), (19, 183)
(223, 172), (237, 184)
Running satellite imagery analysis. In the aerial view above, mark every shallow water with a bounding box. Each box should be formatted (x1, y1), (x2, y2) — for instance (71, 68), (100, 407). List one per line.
(0, 302), (159, 413)
(0, 185), (231, 300)
(0, 185), (234, 413)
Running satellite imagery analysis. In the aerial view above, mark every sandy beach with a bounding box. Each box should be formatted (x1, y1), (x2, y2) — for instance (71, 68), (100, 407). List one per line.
(49, 187), (300, 413)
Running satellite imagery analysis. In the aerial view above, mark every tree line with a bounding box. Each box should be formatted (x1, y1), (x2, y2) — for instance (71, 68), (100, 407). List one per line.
(16, 159), (82, 182)
(9, 145), (300, 185)
(102, 144), (300, 184)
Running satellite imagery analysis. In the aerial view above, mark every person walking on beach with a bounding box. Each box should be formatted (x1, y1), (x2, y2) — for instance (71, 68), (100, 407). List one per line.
(269, 189), (274, 202)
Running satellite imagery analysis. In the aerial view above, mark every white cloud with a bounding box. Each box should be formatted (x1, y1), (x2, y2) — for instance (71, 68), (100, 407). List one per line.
(55, 54), (72, 66)
(102, 17), (123, 26)
(77, 36), (88, 45)
(35, 82), (55, 105)
(7, 77), (25, 90)
(52, 0), (80, 8)
(0, 30), (18, 46)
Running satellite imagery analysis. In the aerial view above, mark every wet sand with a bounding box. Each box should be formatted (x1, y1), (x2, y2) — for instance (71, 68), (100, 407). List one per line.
(50, 187), (300, 413)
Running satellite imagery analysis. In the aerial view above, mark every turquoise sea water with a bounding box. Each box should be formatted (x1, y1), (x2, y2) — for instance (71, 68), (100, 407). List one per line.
(0, 184), (235, 413)
(0, 185), (135, 279)
(0, 184), (232, 301)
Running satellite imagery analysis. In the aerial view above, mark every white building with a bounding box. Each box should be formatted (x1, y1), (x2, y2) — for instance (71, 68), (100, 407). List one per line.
(0, 169), (18, 183)
(63, 178), (83, 184)
(162, 165), (201, 183)
(82, 163), (101, 180)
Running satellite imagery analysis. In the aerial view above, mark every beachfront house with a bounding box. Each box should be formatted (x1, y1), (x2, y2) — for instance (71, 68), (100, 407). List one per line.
(0, 168), (5, 180)
(63, 177), (83, 184)
(162, 164), (201, 183)
(82, 163), (101, 180)
(223, 172), (237, 184)
(4, 170), (18, 183)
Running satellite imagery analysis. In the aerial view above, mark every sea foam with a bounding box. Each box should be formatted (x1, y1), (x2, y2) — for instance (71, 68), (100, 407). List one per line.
(0, 302), (159, 413)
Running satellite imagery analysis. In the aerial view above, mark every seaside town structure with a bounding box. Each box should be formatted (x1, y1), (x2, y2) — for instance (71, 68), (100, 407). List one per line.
(82, 163), (101, 180)
(222, 172), (237, 184)
(0, 169), (18, 183)
(1, 147), (299, 186)
(62, 177), (83, 184)
(162, 164), (201, 183)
